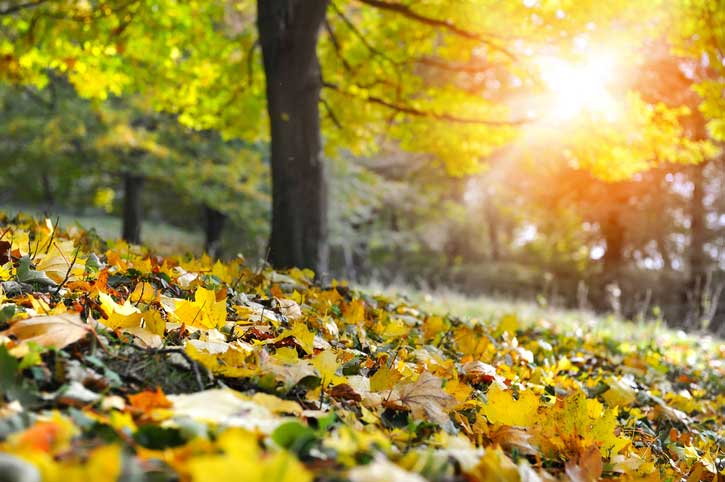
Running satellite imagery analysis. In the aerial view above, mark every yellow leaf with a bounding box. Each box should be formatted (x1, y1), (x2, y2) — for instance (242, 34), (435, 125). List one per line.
(174, 287), (227, 329)
(84, 444), (122, 482)
(312, 349), (340, 384)
(275, 322), (315, 354)
(187, 429), (262, 482)
(482, 385), (539, 428)
(142, 309), (166, 336)
(35, 239), (84, 283)
(496, 313), (519, 336)
(98, 292), (143, 329)
(467, 446), (520, 482)
(370, 366), (402, 392)
(129, 281), (156, 304)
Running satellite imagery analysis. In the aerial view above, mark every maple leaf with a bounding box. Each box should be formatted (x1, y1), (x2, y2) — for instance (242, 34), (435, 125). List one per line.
(2, 313), (92, 351)
(388, 372), (457, 424)
(270, 321), (315, 354)
(98, 292), (143, 329)
(128, 388), (172, 414)
(173, 286), (227, 329)
(35, 240), (84, 284)
(129, 281), (157, 304)
(565, 446), (603, 482)
(369, 365), (402, 392)
(482, 384), (540, 428)
(312, 349), (341, 385)
(467, 446), (521, 482)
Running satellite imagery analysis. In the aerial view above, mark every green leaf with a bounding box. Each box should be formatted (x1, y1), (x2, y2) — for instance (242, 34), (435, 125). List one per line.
(271, 421), (317, 454)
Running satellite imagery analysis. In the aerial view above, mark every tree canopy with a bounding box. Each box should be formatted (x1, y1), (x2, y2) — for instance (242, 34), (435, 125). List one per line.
(1, 0), (722, 271)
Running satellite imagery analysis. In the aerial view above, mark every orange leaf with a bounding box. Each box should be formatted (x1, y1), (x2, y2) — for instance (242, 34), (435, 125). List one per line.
(128, 388), (172, 413)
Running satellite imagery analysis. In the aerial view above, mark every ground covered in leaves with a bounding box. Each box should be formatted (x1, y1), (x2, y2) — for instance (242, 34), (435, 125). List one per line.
(0, 214), (723, 482)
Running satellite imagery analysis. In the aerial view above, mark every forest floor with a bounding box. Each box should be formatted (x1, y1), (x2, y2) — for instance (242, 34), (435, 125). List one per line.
(0, 214), (723, 482)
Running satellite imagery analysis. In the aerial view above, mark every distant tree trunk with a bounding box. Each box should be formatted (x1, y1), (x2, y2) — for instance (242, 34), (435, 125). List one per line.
(656, 232), (672, 270)
(122, 173), (143, 244)
(601, 212), (624, 279)
(688, 162), (708, 318)
(203, 205), (226, 259)
(258, 0), (329, 274)
(40, 173), (54, 208)
(485, 203), (500, 261)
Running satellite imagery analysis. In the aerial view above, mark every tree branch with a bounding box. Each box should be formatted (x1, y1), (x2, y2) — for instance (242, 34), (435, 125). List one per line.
(355, 0), (517, 60)
(0, 0), (45, 16)
(324, 20), (353, 73)
(322, 81), (529, 126)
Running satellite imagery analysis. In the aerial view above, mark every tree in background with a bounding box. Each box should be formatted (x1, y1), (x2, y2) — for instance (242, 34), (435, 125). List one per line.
(2, 0), (712, 274)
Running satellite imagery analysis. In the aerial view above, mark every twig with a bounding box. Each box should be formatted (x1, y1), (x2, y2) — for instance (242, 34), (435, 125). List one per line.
(156, 348), (205, 391)
(43, 216), (60, 255)
(322, 81), (530, 126)
(52, 247), (80, 296)
(356, 0), (517, 61)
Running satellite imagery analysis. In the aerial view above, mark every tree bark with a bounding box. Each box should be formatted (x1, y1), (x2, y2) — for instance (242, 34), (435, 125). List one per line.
(203, 205), (226, 259)
(258, 0), (330, 274)
(40, 172), (54, 208)
(122, 173), (143, 244)
(601, 212), (624, 279)
(485, 202), (500, 261)
(687, 161), (708, 320)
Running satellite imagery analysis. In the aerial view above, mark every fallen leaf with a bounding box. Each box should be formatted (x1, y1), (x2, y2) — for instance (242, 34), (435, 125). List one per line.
(98, 293), (142, 329)
(482, 384), (540, 427)
(2, 313), (91, 350)
(565, 446), (603, 482)
(388, 372), (457, 424)
(173, 287), (227, 329)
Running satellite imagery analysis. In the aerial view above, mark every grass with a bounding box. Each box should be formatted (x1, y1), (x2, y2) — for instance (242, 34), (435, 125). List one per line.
(360, 281), (724, 354)
(1, 204), (203, 255)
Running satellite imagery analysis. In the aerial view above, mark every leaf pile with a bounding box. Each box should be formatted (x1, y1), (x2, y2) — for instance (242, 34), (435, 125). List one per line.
(0, 214), (723, 481)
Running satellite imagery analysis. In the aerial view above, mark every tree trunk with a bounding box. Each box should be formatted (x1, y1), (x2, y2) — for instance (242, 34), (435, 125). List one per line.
(485, 203), (500, 261)
(689, 162), (707, 282)
(203, 205), (226, 259)
(40, 172), (54, 209)
(601, 212), (623, 279)
(122, 173), (143, 244)
(257, 0), (329, 274)
(687, 162), (708, 319)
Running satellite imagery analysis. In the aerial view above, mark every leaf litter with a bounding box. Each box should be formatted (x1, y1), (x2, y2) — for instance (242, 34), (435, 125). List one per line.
(0, 214), (723, 481)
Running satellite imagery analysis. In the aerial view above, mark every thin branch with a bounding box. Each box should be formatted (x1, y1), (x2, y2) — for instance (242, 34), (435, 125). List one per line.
(53, 247), (80, 296)
(355, 0), (517, 60)
(322, 81), (529, 126)
(413, 56), (495, 74)
(324, 19), (353, 73)
(330, 1), (398, 68)
(321, 97), (343, 129)
(0, 0), (45, 16)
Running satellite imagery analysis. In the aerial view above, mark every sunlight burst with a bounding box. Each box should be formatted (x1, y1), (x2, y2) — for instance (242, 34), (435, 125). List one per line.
(537, 52), (620, 121)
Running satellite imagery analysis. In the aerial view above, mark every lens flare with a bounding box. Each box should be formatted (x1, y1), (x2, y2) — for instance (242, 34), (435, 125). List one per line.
(537, 51), (619, 121)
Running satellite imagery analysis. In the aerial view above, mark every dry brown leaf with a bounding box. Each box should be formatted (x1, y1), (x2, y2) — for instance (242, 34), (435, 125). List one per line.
(2, 313), (92, 349)
(388, 372), (457, 424)
(565, 446), (603, 482)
